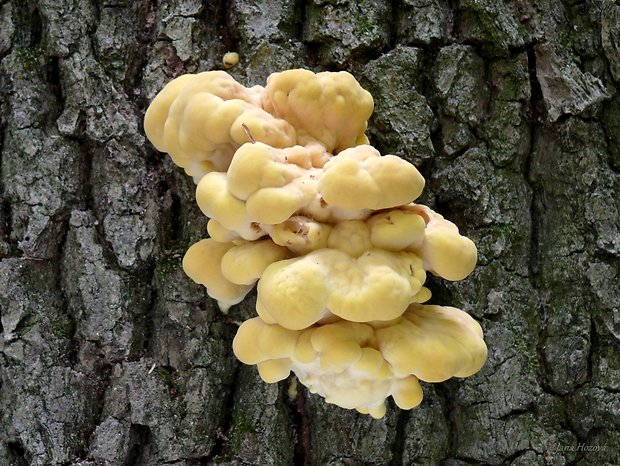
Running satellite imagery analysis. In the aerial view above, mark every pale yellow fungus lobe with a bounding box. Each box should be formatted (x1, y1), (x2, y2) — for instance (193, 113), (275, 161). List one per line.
(183, 238), (288, 312)
(194, 142), (426, 241)
(319, 145), (425, 210)
(406, 204), (478, 281)
(182, 239), (252, 312)
(206, 218), (242, 243)
(145, 68), (485, 419)
(222, 51), (239, 69)
(233, 304), (486, 418)
(367, 209), (427, 251)
(262, 69), (374, 153)
(195, 171), (264, 241)
(220, 239), (289, 285)
(144, 71), (295, 181)
(256, 248), (429, 330)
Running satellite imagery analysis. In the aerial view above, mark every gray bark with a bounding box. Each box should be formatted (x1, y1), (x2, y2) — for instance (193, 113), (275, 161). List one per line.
(0, 0), (619, 465)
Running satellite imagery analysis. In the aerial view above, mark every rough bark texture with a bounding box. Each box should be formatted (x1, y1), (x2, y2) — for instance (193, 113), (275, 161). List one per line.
(0, 1), (619, 465)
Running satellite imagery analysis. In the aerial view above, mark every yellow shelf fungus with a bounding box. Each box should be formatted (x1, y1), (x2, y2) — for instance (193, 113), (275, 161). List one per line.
(262, 69), (374, 153)
(233, 304), (487, 418)
(145, 68), (487, 418)
(256, 248), (430, 330)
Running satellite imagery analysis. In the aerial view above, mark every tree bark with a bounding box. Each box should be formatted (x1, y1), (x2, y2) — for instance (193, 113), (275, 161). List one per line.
(0, 0), (619, 465)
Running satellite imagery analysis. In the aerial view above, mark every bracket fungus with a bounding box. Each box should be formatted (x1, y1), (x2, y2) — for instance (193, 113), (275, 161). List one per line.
(144, 69), (487, 418)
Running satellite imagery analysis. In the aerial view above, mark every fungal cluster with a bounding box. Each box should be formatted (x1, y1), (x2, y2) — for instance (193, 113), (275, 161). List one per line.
(144, 69), (487, 418)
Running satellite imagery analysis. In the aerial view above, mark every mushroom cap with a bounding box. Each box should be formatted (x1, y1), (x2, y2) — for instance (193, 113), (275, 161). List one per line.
(405, 204), (478, 281)
(423, 230), (478, 281)
(206, 218), (243, 243)
(256, 248), (429, 330)
(182, 239), (252, 311)
(232, 317), (420, 417)
(319, 145), (425, 210)
(262, 69), (374, 153)
(226, 142), (320, 225)
(144, 71), (295, 180)
(376, 304), (488, 382)
(195, 142), (429, 242)
(367, 209), (426, 251)
(220, 239), (289, 285)
(196, 172), (265, 241)
(144, 74), (195, 151)
(233, 303), (486, 417)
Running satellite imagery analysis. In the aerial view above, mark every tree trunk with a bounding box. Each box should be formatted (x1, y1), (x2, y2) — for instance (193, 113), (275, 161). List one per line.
(1, 0), (619, 465)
